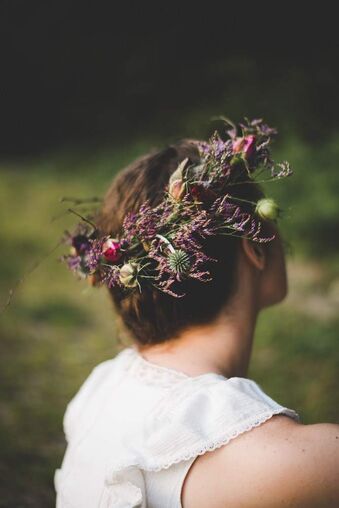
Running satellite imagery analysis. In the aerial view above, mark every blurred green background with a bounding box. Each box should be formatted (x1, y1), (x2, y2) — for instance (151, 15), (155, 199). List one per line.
(1, 3), (339, 506)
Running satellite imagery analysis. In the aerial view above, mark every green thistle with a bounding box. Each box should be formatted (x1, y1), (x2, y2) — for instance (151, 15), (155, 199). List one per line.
(168, 249), (191, 274)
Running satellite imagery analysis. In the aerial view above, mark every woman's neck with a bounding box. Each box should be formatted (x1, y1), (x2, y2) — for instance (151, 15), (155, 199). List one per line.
(136, 251), (263, 378)
(136, 293), (259, 379)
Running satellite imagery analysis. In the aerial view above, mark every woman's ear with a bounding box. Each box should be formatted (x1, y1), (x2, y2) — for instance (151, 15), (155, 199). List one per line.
(241, 238), (266, 271)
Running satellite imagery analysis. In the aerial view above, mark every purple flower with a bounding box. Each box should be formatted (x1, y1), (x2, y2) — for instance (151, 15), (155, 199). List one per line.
(63, 254), (82, 272)
(122, 199), (175, 243)
(71, 234), (91, 255)
(84, 238), (105, 272)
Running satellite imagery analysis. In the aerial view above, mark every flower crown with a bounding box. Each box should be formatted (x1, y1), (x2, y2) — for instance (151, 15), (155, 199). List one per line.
(61, 117), (293, 298)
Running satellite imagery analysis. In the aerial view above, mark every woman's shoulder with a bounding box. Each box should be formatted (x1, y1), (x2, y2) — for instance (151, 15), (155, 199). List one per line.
(182, 416), (339, 508)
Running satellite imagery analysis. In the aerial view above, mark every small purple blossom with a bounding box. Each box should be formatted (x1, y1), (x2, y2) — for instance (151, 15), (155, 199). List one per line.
(83, 238), (105, 272)
(62, 254), (82, 272)
(100, 264), (123, 289)
(72, 234), (91, 254)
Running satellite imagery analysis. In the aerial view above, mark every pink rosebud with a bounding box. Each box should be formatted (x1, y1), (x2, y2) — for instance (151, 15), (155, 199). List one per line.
(169, 179), (186, 201)
(102, 238), (121, 263)
(232, 135), (256, 159)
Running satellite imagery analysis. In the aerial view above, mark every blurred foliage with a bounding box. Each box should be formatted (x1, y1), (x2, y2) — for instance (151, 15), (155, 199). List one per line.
(1, 125), (339, 506)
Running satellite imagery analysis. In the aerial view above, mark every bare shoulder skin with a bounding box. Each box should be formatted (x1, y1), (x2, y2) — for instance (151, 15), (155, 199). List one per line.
(181, 415), (339, 508)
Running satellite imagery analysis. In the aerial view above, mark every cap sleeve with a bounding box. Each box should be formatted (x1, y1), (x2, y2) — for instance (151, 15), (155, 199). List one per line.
(108, 374), (301, 473)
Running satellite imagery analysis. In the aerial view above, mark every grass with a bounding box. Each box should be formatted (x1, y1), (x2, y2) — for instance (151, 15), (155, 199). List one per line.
(0, 132), (339, 506)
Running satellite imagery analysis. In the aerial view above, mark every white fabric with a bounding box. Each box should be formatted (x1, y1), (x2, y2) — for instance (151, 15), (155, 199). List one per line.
(54, 346), (301, 507)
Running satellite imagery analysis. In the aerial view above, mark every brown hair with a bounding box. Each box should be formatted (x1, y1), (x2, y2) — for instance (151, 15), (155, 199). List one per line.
(96, 139), (270, 346)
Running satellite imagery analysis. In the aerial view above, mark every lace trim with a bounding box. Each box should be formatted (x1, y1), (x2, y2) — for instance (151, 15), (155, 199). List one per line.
(123, 347), (190, 387)
(112, 407), (300, 473)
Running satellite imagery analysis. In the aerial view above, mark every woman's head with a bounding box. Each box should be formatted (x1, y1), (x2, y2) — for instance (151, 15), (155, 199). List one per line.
(96, 139), (287, 346)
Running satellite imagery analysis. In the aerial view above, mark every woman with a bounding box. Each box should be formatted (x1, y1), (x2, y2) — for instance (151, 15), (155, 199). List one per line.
(55, 119), (339, 507)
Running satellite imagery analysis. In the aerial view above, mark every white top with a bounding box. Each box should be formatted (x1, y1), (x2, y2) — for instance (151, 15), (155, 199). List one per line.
(54, 346), (301, 507)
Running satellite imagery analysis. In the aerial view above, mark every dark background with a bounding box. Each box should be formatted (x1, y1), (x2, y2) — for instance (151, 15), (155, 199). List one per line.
(1, 2), (338, 157)
(1, 3), (339, 506)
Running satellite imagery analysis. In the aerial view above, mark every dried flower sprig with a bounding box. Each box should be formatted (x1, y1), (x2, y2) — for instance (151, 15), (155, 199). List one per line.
(60, 117), (293, 298)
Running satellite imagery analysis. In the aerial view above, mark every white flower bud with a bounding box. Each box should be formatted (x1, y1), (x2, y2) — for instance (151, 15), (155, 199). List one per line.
(119, 262), (140, 288)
